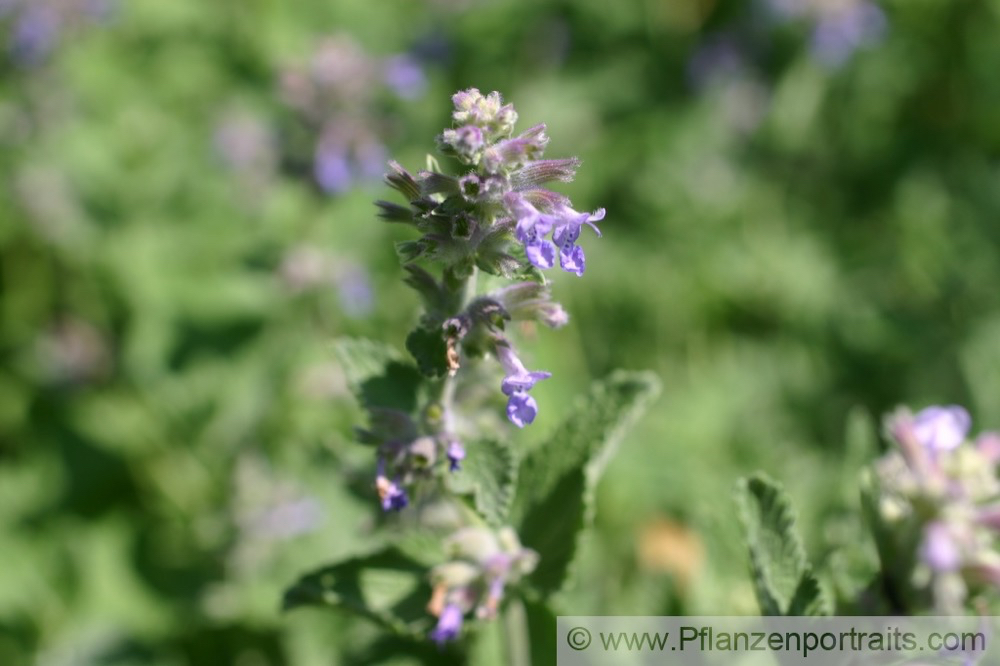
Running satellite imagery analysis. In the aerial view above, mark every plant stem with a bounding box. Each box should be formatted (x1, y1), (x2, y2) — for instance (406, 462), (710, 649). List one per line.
(503, 597), (532, 666)
(440, 265), (478, 434)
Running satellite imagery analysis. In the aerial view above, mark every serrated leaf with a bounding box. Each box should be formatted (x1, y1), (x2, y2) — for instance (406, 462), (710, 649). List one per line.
(786, 570), (830, 616)
(510, 371), (661, 596)
(282, 547), (433, 639)
(736, 474), (811, 616)
(406, 325), (449, 378)
(360, 362), (423, 412)
(332, 338), (404, 394)
(449, 438), (518, 527)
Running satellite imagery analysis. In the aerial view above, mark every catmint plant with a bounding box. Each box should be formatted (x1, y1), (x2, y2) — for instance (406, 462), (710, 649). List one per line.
(283, 89), (659, 657)
(737, 403), (1000, 621)
(868, 405), (1000, 613)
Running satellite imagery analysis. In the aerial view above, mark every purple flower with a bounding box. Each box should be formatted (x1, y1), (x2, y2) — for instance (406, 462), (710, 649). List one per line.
(525, 239), (558, 269)
(375, 461), (408, 511)
(11, 5), (60, 65)
(496, 343), (550, 428)
(378, 479), (408, 511)
(314, 142), (352, 194)
(383, 54), (426, 100)
(810, 2), (887, 67)
(430, 603), (464, 644)
(506, 392), (539, 428)
(446, 440), (465, 472)
(505, 193), (603, 275)
(552, 205), (604, 276)
(920, 522), (961, 573)
(335, 263), (374, 318)
(912, 405), (971, 454)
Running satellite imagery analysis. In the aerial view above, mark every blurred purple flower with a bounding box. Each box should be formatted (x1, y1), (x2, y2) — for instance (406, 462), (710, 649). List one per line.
(214, 114), (275, 172)
(912, 405), (971, 454)
(314, 141), (352, 193)
(920, 522), (961, 573)
(376, 475), (408, 512)
(11, 5), (60, 65)
(335, 263), (374, 318)
(446, 440), (465, 472)
(0, 0), (20, 19)
(430, 603), (463, 644)
(82, 0), (115, 22)
(355, 140), (389, 182)
(383, 54), (427, 100)
(811, 1), (887, 66)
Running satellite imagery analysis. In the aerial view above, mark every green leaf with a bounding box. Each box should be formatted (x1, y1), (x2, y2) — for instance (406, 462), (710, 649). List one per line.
(736, 474), (829, 616)
(332, 337), (423, 412)
(395, 240), (426, 264)
(786, 570), (830, 616)
(361, 362), (424, 413)
(522, 598), (558, 666)
(510, 371), (661, 597)
(405, 326), (449, 378)
(282, 547), (433, 639)
(333, 338), (402, 391)
(449, 438), (518, 527)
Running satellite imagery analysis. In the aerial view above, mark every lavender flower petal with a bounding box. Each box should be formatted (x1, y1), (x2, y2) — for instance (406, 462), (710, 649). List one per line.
(506, 391), (538, 428)
(430, 603), (464, 644)
(912, 405), (971, 453)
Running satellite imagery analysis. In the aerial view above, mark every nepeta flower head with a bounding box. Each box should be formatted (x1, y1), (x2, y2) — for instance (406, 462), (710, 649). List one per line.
(427, 526), (538, 643)
(875, 404), (1000, 612)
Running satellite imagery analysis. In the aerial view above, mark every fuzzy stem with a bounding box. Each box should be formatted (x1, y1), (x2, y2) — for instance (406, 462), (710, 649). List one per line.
(440, 265), (478, 434)
(503, 597), (531, 666)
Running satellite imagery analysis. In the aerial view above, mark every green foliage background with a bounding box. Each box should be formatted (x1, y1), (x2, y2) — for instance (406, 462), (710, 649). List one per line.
(2, 0), (1000, 662)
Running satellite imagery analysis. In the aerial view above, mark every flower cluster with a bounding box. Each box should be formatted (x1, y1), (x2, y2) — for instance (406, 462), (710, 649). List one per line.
(378, 89), (603, 435)
(1, 0), (112, 67)
(426, 527), (538, 644)
(764, 0), (887, 67)
(366, 423), (467, 513)
(438, 89), (605, 276)
(279, 35), (427, 194)
(873, 405), (1000, 612)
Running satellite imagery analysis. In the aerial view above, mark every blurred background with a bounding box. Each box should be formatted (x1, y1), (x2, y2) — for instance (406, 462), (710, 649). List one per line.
(3, 0), (1000, 663)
